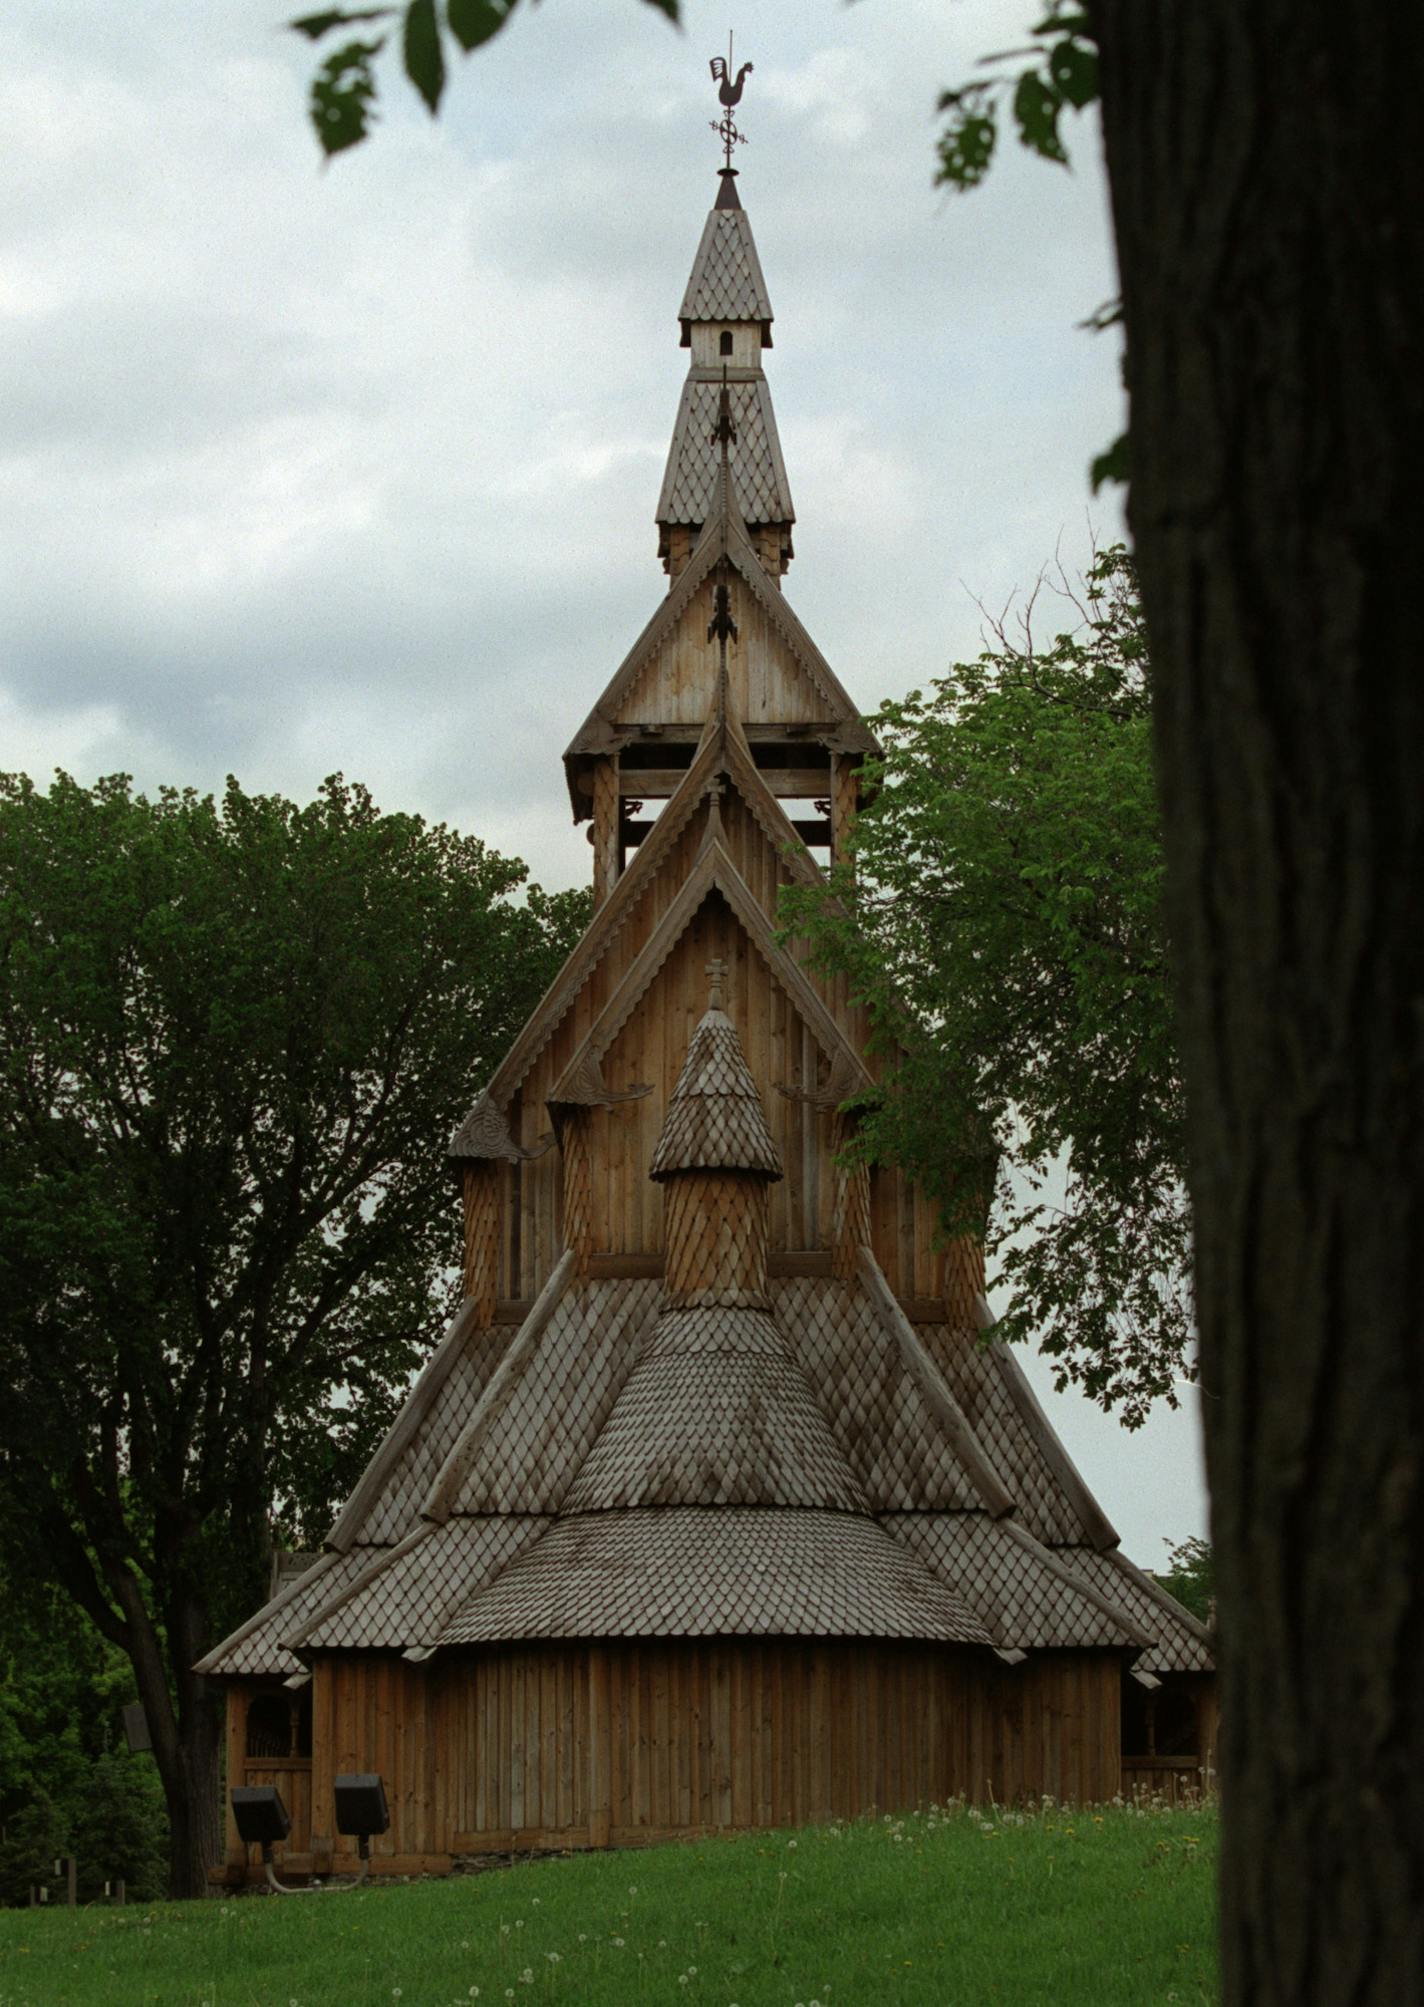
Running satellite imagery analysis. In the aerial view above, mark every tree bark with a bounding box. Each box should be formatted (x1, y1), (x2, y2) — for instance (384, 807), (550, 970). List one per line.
(118, 1573), (225, 1899)
(1095, 5), (1424, 1998)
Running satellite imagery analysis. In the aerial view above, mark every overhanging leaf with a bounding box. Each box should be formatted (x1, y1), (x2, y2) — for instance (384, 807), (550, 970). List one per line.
(1049, 37), (1099, 110)
(447, 0), (519, 53)
(936, 86), (998, 192)
(1090, 433), (1129, 492)
(639, 0), (681, 19)
(1012, 70), (1067, 164)
(309, 37), (386, 157)
(402, 0), (445, 113)
(290, 7), (392, 38)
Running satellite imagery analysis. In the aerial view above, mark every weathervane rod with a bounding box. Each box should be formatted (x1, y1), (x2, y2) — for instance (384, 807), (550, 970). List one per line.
(709, 31), (752, 173)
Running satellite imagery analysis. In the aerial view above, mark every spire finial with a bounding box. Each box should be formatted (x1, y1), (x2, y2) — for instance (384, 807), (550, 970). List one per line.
(709, 34), (752, 175)
(706, 957), (728, 1011)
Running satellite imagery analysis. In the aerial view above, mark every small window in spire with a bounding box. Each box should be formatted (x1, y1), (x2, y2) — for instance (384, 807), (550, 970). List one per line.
(719, 330), (734, 356)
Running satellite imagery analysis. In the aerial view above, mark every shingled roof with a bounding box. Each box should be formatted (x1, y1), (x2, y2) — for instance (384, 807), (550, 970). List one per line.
(657, 376), (793, 529)
(677, 204), (774, 335)
(648, 993), (784, 1179)
(199, 1003), (1206, 1681)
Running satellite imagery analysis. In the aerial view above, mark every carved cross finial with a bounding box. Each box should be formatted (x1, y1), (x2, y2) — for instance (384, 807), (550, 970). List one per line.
(710, 368), (738, 456)
(706, 957), (728, 1011)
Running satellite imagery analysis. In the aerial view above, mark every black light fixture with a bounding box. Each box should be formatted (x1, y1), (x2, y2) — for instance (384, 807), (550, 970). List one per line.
(231, 1785), (291, 1858)
(334, 1773), (390, 1856)
(230, 1773), (391, 1894)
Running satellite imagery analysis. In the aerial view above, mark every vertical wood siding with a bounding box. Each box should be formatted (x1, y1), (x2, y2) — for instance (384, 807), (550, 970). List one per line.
(281, 1644), (1122, 1868)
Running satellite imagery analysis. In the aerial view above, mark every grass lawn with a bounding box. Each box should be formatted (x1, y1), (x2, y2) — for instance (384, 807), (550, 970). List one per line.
(0, 1800), (1217, 2007)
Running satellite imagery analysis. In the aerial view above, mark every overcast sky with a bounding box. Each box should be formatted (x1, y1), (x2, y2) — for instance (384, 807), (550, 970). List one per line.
(2, 0), (1206, 1561)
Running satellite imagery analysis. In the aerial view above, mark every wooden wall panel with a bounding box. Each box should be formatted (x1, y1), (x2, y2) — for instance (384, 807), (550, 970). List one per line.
(617, 577), (829, 730)
(491, 737), (928, 1300)
(270, 1643), (1132, 1877)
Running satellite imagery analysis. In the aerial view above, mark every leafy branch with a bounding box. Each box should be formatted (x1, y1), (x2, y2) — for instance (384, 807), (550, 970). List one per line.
(290, 0), (680, 157)
(935, 3), (1098, 192)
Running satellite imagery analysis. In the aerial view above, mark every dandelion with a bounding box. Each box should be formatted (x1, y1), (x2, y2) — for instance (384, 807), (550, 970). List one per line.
(786, 1839), (797, 1851)
(628, 1884), (638, 1895)
(577, 1933), (588, 1944)
(520, 1970), (533, 1986)
(612, 1936), (625, 1948)
(546, 1953), (561, 1965)
(514, 1919), (525, 1930)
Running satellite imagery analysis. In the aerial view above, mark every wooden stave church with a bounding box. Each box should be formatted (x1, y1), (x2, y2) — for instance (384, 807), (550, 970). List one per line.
(200, 159), (1215, 1882)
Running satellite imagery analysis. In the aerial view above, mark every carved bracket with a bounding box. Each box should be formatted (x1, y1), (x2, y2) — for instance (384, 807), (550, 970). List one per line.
(449, 1092), (554, 1164)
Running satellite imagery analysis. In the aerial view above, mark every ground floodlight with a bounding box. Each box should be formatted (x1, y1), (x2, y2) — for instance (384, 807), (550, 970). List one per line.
(231, 1785), (291, 1856)
(334, 1773), (390, 1868)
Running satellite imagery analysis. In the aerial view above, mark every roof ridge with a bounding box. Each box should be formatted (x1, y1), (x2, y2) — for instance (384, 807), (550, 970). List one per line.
(856, 1249), (1015, 1520)
(971, 1291), (1120, 1550)
(423, 1252), (576, 1523)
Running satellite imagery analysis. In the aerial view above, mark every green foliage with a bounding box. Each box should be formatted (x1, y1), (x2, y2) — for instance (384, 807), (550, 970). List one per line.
(936, 3), (1097, 191)
(781, 549), (1190, 1427)
(1159, 1535), (1213, 1626)
(0, 1801), (1218, 2002)
(0, 1792), (70, 1910)
(936, 6), (1124, 493)
(291, 0), (676, 157)
(69, 1753), (169, 1905)
(0, 770), (587, 1876)
(0, 1568), (167, 1906)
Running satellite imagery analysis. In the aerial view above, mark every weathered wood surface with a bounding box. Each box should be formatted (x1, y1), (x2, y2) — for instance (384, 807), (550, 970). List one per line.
(461, 1165), (500, 1327)
(232, 1642), (1123, 1875)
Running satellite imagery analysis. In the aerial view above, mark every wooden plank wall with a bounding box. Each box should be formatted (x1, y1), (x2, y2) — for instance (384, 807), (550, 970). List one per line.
(498, 799), (947, 1307)
(619, 575), (827, 729)
(282, 1643), (1122, 1871)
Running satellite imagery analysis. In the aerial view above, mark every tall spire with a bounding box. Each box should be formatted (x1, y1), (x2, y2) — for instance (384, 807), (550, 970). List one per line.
(656, 48), (794, 580)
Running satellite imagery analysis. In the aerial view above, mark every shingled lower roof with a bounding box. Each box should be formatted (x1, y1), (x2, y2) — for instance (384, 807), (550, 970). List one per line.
(884, 1513), (1148, 1654)
(434, 1507), (995, 1644)
(196, 1546), (382, 1678)
(297, 1515), (552, 1653)
(430, 1273), (660, 1517)
(562, 1306), (869, 1513)
(1059, 1546), (1215, 1674)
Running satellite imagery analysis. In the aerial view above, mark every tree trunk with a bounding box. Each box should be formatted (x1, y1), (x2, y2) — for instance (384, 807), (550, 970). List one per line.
(166, 1690), (225, 1901)
(1095, 5), (1424, 1998)
(121, 1576), (225, 1900)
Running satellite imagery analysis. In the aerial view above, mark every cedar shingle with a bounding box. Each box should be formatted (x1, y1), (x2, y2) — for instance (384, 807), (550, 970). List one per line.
(657, 379), (793, 528)
(677, 208), (774, 325)
(437, 1507), (994, 1644)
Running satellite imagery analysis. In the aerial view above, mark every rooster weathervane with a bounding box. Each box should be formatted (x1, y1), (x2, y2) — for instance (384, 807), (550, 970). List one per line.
(709, 33), (753, 172)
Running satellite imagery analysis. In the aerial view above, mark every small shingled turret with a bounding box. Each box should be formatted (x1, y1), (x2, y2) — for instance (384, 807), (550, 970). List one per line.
(565, 959), (867, 1514)
(650, 959), (781, 1311)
